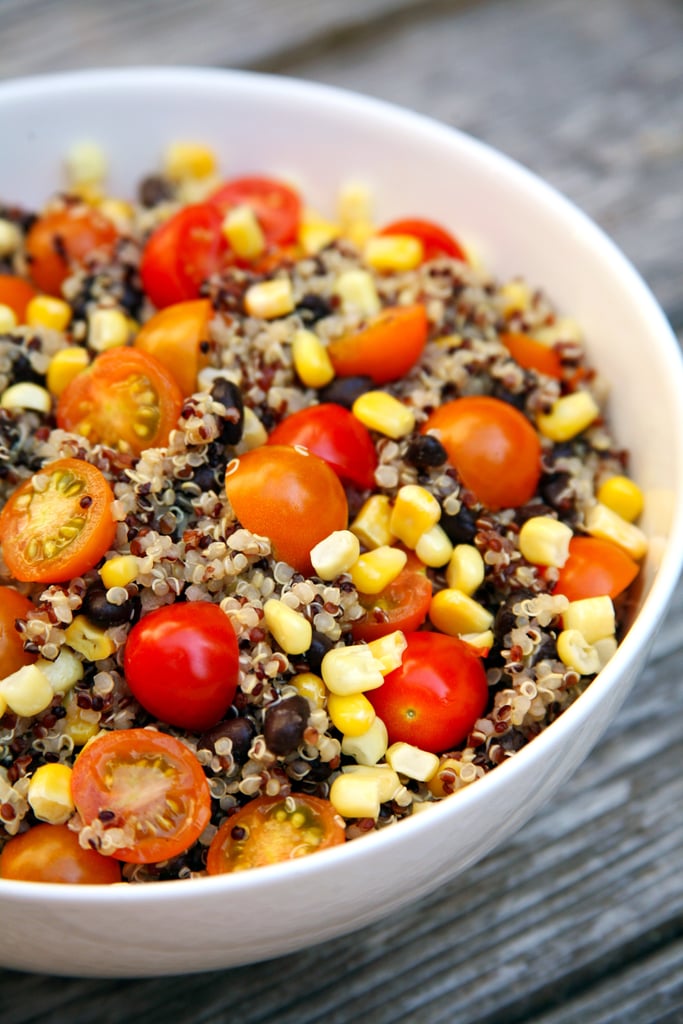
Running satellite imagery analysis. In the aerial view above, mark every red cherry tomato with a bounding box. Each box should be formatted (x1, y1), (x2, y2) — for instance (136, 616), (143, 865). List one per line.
(206, 794), (345, 874)
(210, 176), (302, 246)
(378, 217), (466, 262)
(224, 444), (348, 575)
(25, 206), (118, 296)
(352, 568), (432, 642)
(124, 602), (240, 732)
(327, 304), (428, 385)
(0, 823), (122, 884)
(501, 332), (563, 379)
(422, 395), (541, 509)
(554, 536), (639, 602)
(0, 587), (37, 677)
(0, 274), (37, 322)
(267, 403), (377, 490)
(368, 631), (489, 753)
(71, 729), (212, 864)
(134, 298), (212, 396)
(140, 202), (227, 309)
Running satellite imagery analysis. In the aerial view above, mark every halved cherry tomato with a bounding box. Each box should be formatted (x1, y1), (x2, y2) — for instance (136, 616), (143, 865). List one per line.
(57, 347), (183, 456)
(25, 206), (118, 296)
(71, 729), (212, 864)
(378, 217), (466, 262)
(124, 602), (240, 732)
(352, 568), (432, 642)
(267, 403), (377, 490)
(0, 274), (37, 322)
(134, 298), (212, 396)
(0, 587), (37, 678)
(422, 395), (541, 509)
(206, 794), (345, 874)
(367, 631), (488, 753)
(140, 202), (227, 309)
(554, 536), (639, 602)
(210, 176), (302, 246)
(327, 304), (428, 385)
(0, 458), (116, 583)
(0, 823), (122, 884)
(224, 444), (348, 575)
(501, 332), (563, 379)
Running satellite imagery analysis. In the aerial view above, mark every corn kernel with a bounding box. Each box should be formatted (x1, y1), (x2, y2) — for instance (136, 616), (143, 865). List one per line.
(429, 588), (494, 636)
(446, 544), (485, 595)
(27, 763), (74, 825)
(557, 629), (600, 676)
(222, 204), (266, 260)
(263, 599), (313, 655)
(0, 219), (22, 258)
(427, 756), (462, 798)
(415, 524), (453, 568)
(65, 141), (107, 186)
(346, 220), (376, 247)
(98, 198), (134, 233)
(352, 391), (415, 439)
(64, 617), (116, 661)
(518, 516), (573, 568)
(562, 596), (615, 644)
(291, 328), (335, 388)
(350, 494), (394, 549)
(341, 715), (388, 765)
(1, 382), (51, 414)
(0, 664), (53, 717)
(460, 629), (494, 654)
(0, 303), (18, 331)
(310, 530), (360, 580)
(99, 554), (139, 590)
(47, 346), (90, 397)
(594, 635), (618, 669)
(329, 772), (380, 819)
(235, 407), (268, 453)
(26, 295), (72, 332)
(350, 545), (407, 595)
(298, 210), (340, 255)
(597, 474), (644, 523)
(386, 741), (439, 782)
(534, 317), (582, 346)
(332, 269), (380, 317)
(337, 181), (373, 229)
(63, 691), (100, 746)
(36, 647), (84, 696)
(364, 235), (424, 272)
(88, 308), (130, 352)
(244, 279), (295, 319)
(164, 141), (217, 181)
(321, 645), (384, 696)
(536, 391), (600, 441)
(327, 692), (376, 737)
(389, 485), (441, 549)
(585, 502), (648, 560)
(290, 672), (327, 709)
(342, 764), (401, 802)
(367, 631), (407, 675)
(500, 279), (532, 316)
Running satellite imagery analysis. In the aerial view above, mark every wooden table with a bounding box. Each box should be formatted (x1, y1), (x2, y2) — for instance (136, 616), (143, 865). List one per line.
(2, 0), (683, 1019)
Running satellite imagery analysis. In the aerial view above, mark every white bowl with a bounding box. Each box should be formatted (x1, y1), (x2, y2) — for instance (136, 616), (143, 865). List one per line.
(1, 66), (682, 978)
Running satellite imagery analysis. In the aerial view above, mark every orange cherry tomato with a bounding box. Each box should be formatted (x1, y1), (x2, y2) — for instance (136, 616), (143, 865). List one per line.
(0, 587), (37, 678)
(422, 395), (541, 509)
(210, 176), (302, 246)
(267, 403), (378, 490)
(378, 217), (466, 262)
(554, 536), (639, 602)
(0, 274), (37, 322)
(71, 729), (212, 864)
(224, 445), (348, 575)
(327, 304), (429, 385)
(0, 458), (116, 583)
(206, 794), (345, 874)
(134, 298), (212, 396)
(25, 206), (118, 296)
(140, 202), (227, 309)
(57, 347), (183, 457)
(0, 823), (122, 884)
(352, 568), (432, 642)
(501, 332), (563, 379)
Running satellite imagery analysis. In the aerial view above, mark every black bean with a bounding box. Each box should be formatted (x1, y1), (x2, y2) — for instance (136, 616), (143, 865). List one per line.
(193, 464), (218, 492)
(82, 586), (136, 627)
(138, 174), (174, 208)
(211, 378), (244, 445)
(439, 504), (477, 543)
(319, 375), (374, 408)
(10, 352), (45, 387)
(198, 717), (256, 765)
(295, 293), (333, 325)
(263, 696), (309, 756)
(489, 382), (527, 411)
(300, 630), (335, 674)
(405, 434), (448, 469)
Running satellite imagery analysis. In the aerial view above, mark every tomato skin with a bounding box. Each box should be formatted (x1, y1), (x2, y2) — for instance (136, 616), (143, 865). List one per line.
(352, 568), (432, 642)
(210, 176), (302, 246)
(124, 602), (240, 732)
(378, 218), (466, 262)
(327, 304), (428, 385)
(206, 794), (345, 874)
(71, 729), (212, 864)
(422, 396), (541, 509)
(368, 631), (489, 753)
(0, 587), (37, 678)
(134, 298), (212, 396)
(25, 206), (117, 296)
(501, 332), (563, 379)
(0, 458), (116, 583)
(0, 274), (37, 322)
(267, 403), (377, 490)
(224, 445), (348, 575)
(554, 536), (639, 602)
(0, 823), (122, 884)
(140, 202), (227, 309)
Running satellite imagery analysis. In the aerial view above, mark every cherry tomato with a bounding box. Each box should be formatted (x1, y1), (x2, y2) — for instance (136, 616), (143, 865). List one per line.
(378, 217), (466, 262)
(352, 568), (432, 642)
(206, 794), (345, 874)
(124, 602), (240, 732)
(267, 403), (377, 490)
(0, 587), (37, 679)
(554, 536), (639, 602)
(422, 395), (541, 509)
(0, 274), (37, 322)
(71, 729), (211, 864)
(327, 304), (428, 385)
(25, 206), (117, 296)
(501, 332), (563, 379)
(0, 823), (122, 884)
(140, 202), (227, 309)
(210, 176), (302, 246)
(0, 458), (116, 583)
(134, 298), (212, 396)
(57, 347), (183, 457)
(224, 445), (348, 575)
(368, 631), (489, 753)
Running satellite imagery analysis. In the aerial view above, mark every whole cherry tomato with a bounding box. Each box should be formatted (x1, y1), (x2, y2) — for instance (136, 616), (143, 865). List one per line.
(501, 332), (563, 379)
(0, 587), (37, 678)
(134, 298), (212, 396)
(327, 304), (428, 385)
(378, 217), (466, 262)
(554, 536), (639, 602)
(210, 176), (302, 246)
(0, 274), (37, 322)
(267, 403), (377, 490)
(25, 206), (118, 295)
(351, 567), (432, 642)
(0, 824), (122, 884)
(140, 202), (227, 309)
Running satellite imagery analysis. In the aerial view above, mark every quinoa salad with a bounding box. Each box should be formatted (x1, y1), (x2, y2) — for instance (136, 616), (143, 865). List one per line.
(0, 142), (648, 884)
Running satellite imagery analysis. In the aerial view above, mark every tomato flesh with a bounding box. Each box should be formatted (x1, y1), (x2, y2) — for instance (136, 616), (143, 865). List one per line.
(267, 403), (377, 490)
(501, 332), (563, 379)
(140, 202), (227, 309)
(210, 176), (302, 246)
(25, 206), (117, 296)
(327, 304), (428, 385)
(554, 536), (639, 602)
(352, 568), (432, 642)
(0, 823), (121, 884)
(0, 587), (37, 678)
(0, 274), (37, 322)
(378, 217), (466, 262)
(134, 298), (212, 396)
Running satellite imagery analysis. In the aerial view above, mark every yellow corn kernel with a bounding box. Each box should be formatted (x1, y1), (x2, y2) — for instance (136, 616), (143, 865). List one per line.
(446, 544), (485, 595)
(99, 554), (139, 590)
(164, 141), (217, 181)
(389, 485), (441, 549)
(263, 599), (313, 655)
(415, 524), (453, 568)
(0, 382), (51, 413)
(337, 181), (373, 229)
(536, 391), (600, 442)
(291, 328), (335, 388)
(534, 317), (582, 347)
(594, 635), (618, 669)
(321, 645), (385, 696)
(562, 596), (615, 644)
(597, 475), (644, 523)
(298, 211), (340, 255)
(290, 672), (327, 709)
(244, 279), (295, 320)
(385, 741), (439, 782)
(350, 495), (394, 549)
(62, 691), (100, 746)
(0, 664), (53, 717)
(346, 220), (375, 247)
(222, 204), (266, 260)
(341, 715), (389, 765)
(329, 772), (380, 819)
(367, 631), (407, 675)
(0, 303), (17, 331)
(557, 629), (600, 676)
(235, 407), (268, 453)
(350, 546), (407, 595)
(460, 629), (494, 653)
(64, 617), (116, 662)
(343, 764), (401, 802)
(427, 756), (462, 798)
(585, 502), (648, 560)
(518, 516), (573, 568)
(310, 530), (360, 580)
(352, 391), (415, 440)
(65, 141), (107, 186)
(36, 648), (84, 697)
(429, 588), (494, 636)
(332, 269), (380, 317)
(327, 691), (376, 737)
(26, 295), (72, 332)
(499, 279), (532, 316)
(88, 308), (130, 352)
(47, 346), (90, 397)
(0, 219), (22, 258)
(97, 197), (134, 233)
(27, 763), (74, 825)
(364, 235), (424, 272)
(0, 692), (7, 718)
